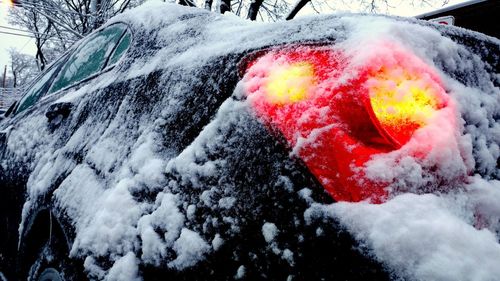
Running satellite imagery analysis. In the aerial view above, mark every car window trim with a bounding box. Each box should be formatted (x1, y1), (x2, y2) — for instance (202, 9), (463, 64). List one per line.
(41, 66), (116, 102)
(101, 28), (132, 70)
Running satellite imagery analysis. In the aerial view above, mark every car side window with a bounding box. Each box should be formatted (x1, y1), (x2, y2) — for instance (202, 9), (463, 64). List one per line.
(15, 63), (63, 114)
(49, 24), (129, 94)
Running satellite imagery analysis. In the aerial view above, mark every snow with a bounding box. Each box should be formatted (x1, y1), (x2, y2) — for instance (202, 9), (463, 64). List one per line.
(105, 252), (142, 281)
(235, 265), (246, 279)
(168, 228), (211, 270)
(1, 2), (499, 280)
(282, 249), (295, 266)
(262, 222), (279, 243)
(306, 187), (500, 281)
(137, 192), (185, 265)
(211, 233), (223, 250)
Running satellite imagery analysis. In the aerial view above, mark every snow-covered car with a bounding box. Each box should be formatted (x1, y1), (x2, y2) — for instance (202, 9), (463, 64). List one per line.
(1, 2), (499, 281)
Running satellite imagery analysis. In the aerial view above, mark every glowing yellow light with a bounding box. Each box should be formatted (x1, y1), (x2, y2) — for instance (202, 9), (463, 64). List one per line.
(369, 68), (440, 133)
(1, 0), (13, 7)
(265, 62), (315, 105)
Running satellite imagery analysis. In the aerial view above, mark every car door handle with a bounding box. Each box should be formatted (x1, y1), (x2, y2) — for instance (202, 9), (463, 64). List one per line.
(0, 130), (6, 146)
(0, 131), (6, 156)
(46, 102), (73, 122)
(0, 126), (12, 155)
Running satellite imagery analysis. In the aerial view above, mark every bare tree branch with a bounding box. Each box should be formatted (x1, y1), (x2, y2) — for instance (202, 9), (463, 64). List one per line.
(179, 0), (197, 7)
(235, 0), (244, 16)
(9, 0), (146, 69)
(247, 0), (263, 20)
(286, 0), (310, 20)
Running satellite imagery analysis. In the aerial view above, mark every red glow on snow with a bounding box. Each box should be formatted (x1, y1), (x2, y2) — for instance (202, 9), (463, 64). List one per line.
(243, 44), (451, 203)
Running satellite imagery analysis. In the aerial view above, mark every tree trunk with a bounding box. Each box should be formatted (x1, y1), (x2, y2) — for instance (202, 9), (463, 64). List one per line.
(220, 0), (231, 14)
(90, 0), (98, 15)
(2, 66), (6, 88)
(35, 44), (47, 71)
(10, 65), (17, 88)
(91, 0), (107, 30)
(286, 0), (311, 20)
(247, 0), (264, 20)
(12, 72), (17, 88)
(205, 0), (213, 10)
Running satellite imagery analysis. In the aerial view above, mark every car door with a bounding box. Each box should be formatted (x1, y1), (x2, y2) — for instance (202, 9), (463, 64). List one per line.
(0, 23), (132, 280)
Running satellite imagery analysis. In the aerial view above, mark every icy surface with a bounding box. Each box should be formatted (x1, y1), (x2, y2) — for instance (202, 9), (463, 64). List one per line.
(1, 2), (499, 280)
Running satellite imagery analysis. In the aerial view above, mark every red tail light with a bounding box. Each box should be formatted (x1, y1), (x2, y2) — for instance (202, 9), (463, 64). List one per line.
(242, 43), (451, 203)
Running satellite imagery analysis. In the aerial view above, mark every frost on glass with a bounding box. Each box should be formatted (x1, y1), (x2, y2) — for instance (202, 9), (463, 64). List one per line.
(49, 24), (126, 94)
(107, 31), (132, 66)
(16, 65), (59, 113)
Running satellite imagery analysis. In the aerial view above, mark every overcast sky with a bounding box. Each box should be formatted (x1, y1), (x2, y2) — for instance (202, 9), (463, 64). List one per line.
(0, 0), (469, 76)
(0, 0), (38, 73)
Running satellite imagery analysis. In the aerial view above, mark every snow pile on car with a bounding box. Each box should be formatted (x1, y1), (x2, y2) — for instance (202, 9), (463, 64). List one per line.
(7, 1), (499, 280)
(309, 15), (500, 281)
